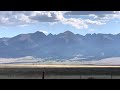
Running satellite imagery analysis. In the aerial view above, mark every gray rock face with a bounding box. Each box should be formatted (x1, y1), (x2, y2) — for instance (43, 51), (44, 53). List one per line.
(0, 31), (120, 60)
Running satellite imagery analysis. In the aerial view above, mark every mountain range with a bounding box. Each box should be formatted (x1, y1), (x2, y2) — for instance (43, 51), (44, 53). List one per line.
(0, 31), (120, 60)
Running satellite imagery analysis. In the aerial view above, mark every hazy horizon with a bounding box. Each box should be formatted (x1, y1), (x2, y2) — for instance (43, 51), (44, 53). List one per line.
(1, 30), (120, 38)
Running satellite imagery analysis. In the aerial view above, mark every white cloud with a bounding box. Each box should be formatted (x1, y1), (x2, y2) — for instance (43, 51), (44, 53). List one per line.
(88, 14), (98, 19)
(65, 11), (120, 25)
(0, 11), (120, 30)
(30, 11), (64, 22)
(0, 11), (33, 26)
(60, 17), (105, 29)
(39, 30), (49, 35)
(61, 18), (88, 29)
(92, 11), (120, 21)
(30, 11), (89, 29)
(0, 17), (9, 24)
(84, 19), (106, 25)
(16, 14), (31, 23)
(18, 24), (28, 27)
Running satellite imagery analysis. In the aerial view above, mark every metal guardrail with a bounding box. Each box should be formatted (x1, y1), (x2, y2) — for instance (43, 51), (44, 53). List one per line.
(41, 72), (119, 79)
(0, 68), (119, 79)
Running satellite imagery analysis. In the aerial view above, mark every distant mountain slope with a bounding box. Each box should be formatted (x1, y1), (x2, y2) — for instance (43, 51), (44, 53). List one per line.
(0, 31), (120, 60)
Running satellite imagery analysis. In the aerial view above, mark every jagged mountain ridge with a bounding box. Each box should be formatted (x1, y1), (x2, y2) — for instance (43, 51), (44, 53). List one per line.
(0, 31), (120, 60)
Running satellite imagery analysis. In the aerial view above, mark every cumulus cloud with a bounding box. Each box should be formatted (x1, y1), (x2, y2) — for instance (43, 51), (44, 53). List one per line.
(60, 18), (106, 29)
(65, 11), (120, 23)
(84, 19), (106, 25)
(0, 11), (120, 29)
(0, 11), (33, 26)
(29, 11), (106, 29)
(61, 18), (88, 29)
(0, 11), (65, 25)
(30, 11), (64, 22)
(30, 11), (57, 22)
(95, 11), (120, 23)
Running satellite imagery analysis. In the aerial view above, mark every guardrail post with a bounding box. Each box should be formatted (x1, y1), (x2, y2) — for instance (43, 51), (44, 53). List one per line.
(42, 71), (45, 79)
(80, 74), (81, 79)
(111, 72), (112, 79)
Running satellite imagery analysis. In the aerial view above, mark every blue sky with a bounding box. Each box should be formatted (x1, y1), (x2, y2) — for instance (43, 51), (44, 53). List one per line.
(0, 11), (120, 38)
